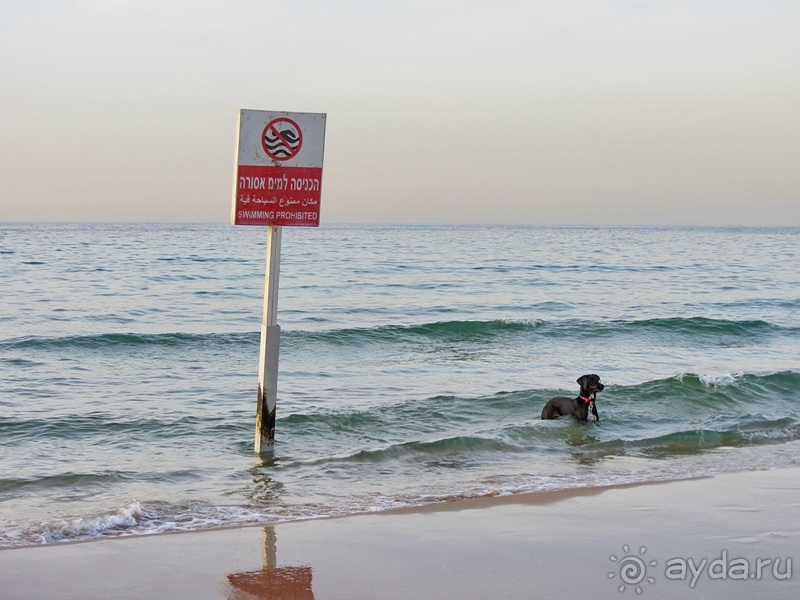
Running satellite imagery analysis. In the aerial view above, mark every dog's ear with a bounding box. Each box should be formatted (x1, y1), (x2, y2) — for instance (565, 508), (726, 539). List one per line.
(576, 375), (588, 387)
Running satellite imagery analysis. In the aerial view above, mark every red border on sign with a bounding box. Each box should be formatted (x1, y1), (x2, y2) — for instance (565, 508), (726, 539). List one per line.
(261, 118), (303, 162)
(233, 165), (322, 227)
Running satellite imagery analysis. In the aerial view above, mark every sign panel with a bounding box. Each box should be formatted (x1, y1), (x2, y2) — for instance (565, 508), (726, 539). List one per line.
(232, 110), (326, 227)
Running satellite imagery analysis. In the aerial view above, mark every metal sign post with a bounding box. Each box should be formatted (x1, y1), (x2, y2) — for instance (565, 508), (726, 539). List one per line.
(231, 109), (326, 454)
(255, 225), (281, 453)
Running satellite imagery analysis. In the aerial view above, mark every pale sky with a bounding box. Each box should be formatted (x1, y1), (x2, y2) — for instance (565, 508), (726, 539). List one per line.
(1, 0), (798, 226)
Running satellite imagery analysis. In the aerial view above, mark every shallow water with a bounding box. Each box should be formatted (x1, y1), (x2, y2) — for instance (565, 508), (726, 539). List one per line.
(1, 224), (798, 546)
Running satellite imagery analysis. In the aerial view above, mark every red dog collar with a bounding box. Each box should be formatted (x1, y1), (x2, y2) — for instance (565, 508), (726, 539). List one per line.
(580, 396), (593, 403)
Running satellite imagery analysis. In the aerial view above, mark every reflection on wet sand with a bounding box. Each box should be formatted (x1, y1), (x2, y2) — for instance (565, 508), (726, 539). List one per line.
(227, 528), (314, 600)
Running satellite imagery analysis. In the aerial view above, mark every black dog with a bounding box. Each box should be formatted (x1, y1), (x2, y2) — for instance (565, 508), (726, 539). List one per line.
(541, 374), (604, 422)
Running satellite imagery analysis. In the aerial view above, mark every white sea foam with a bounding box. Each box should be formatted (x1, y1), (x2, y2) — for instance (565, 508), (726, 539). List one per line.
(4, 440), (800, 547)
(2, 502), (146, 545)
(699, 371), (745, 387)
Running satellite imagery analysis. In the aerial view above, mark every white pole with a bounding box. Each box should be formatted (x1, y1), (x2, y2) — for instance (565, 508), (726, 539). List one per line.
(256, 225), (282, 454)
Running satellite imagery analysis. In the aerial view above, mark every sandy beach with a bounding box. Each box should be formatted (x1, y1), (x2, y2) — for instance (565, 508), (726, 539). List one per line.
(2, 467), (798, 599)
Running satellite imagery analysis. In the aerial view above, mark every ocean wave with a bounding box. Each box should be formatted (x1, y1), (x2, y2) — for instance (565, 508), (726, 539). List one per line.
(0, 501), (280, 547)
(310, 434), (519, 467)
(278, 371), (800, 421)
(1, 316), (794, 353)
(584, 421), (800, 458)
(270, 371), (800, 465)
(286, 316), (793, 347)
(0, 331), (256, 351)
(285, 319), (539, 346)
(281, 417), (800, 472)
(0, 413), (223, 445)
(3, 371), (796, 456)
(3, 501), (150, 545)
(0, 471), (135, 495)
(628, 370), (800, 403)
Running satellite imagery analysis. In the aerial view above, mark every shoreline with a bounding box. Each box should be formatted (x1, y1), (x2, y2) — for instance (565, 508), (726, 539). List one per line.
(2, 466), (799, 599)
(381, 472), (711, 515)
(1, 471), (712, 551)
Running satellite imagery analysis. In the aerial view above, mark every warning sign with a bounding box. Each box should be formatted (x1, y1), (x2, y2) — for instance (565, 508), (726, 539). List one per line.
(231, 110), (326, 227)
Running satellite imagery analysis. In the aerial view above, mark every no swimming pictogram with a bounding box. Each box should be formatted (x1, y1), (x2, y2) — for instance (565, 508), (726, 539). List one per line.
(262, 118), (303, 161)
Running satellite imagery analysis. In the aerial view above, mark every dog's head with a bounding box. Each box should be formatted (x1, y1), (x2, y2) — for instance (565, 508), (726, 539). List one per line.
(577, 374), (604, 398)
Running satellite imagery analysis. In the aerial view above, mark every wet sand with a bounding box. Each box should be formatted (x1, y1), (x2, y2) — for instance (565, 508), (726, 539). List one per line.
(2, 467), (799, 599)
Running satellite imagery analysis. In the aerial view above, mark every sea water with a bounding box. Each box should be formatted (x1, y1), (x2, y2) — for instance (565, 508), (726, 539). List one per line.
(1, 224), (798, 546)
